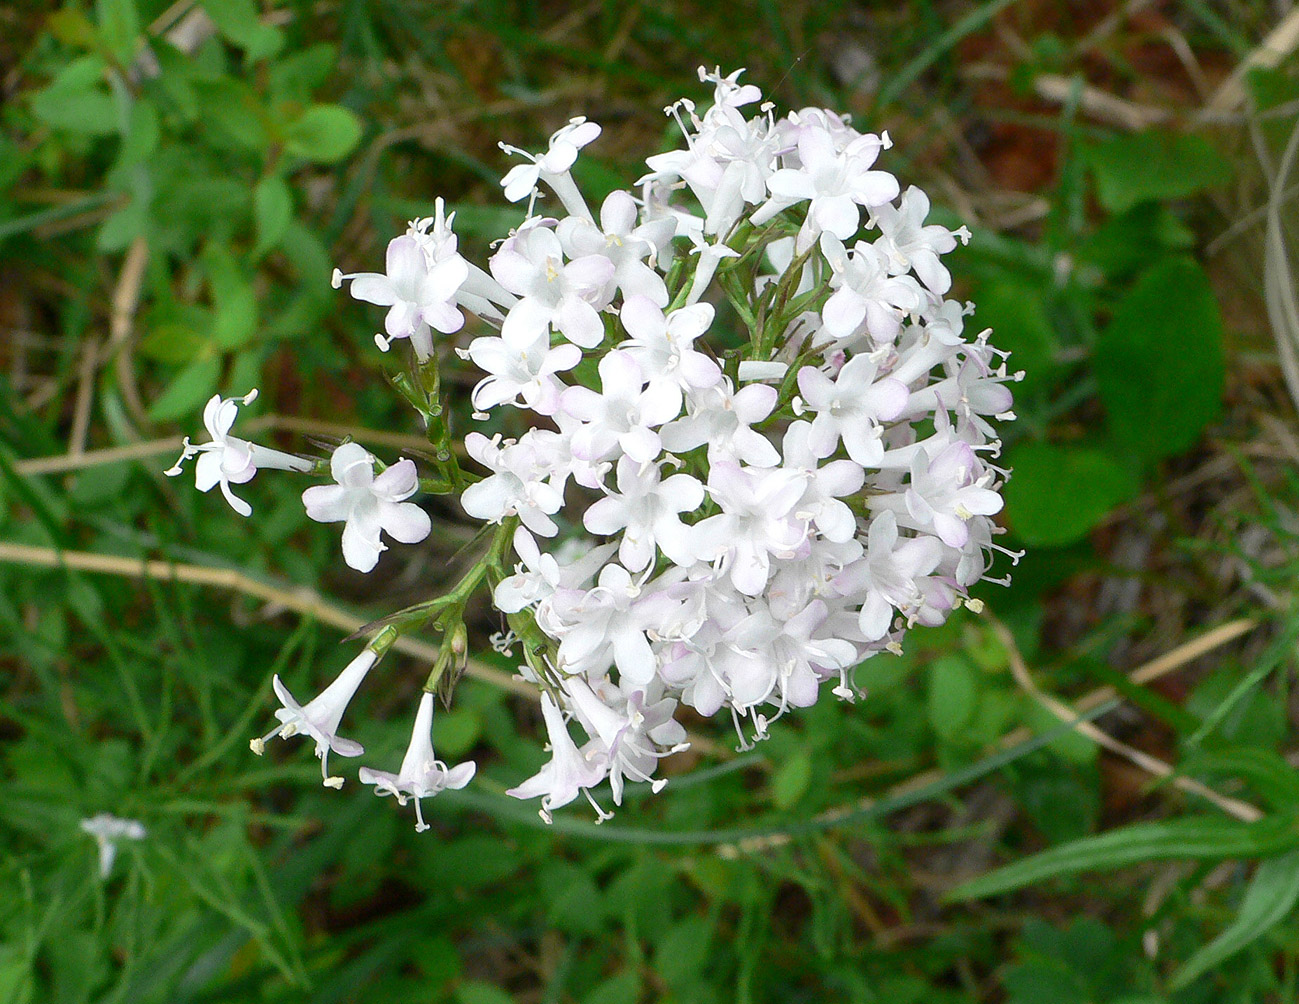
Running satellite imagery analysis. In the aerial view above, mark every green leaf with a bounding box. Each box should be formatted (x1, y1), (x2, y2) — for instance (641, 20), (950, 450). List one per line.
(148, 356), (221, 422)
(1094, 257), (1224, 465)
(284, 104), (362, 163)
(1171, 849), (1299, 988)
(204, 246), (258, 350)
(456, 981), (515, 1004)
(1002, 441), (1137, 546)
(116, 98), (160, 168)
(949, 815), (1299, 901)
(29, 57), (116, 135)
(201, 0), (283, 60)
(193, 79), (269, 151)
(1084, 131), (1233, 213)
(252, 175), (293, 256)
(138, 322), (210, 364)
(584, 970), (641, 1004)
(928, 655), (978, 741)
(771, 747), (813, 809)
(95, 0), (140, 63)
(972, 280), (1056, 383)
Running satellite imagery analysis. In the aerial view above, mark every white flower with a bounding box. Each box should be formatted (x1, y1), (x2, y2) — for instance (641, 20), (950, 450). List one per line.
(164, 390), (312, 516)
(460, 432), (566, 537)
(466, 329), (581, 416)
(490, 224), (615, 348)
(872, 186), (970, 294)
(332, 235), (469, 358)
(302, 443), (432, 573)
(833, 510), (944, 640)
(80, 813), (146, 878)
(796, 355), (910, 467)
(583, 455), (703, 571)
(359, 692), (476, 832)
(560, 350), (682, 466)
(501, 117), (603, 204)
(251, 649), (377, 788)
(557, 190), (673, 305)
(506, 692), (610, 823)
(819, 235), (925, 346)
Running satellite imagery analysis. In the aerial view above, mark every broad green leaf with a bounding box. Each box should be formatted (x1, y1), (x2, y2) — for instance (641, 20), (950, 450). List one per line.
(284, 104), (362, 163)
(29, 56), (116, 135)
(771, 747), (813, 809)
(148, 355), (221, 422)
(95, 0), (140, 63)
(201, 0), (283, 60)
(971, 280), (1056, 383)
(1002, 441), (1137, 546)
(193, 79), (269, 151)
(137, 322), (209, 364)
(433, 706), (482, 758)
(204, 245), (258, 349)
(1171, 849), (1299, 988)
(928, 655), (978, 741)
(268, 43), (337, 104)
(1084, 131), (1233, 213)
(252, 174), (292, 255)
(116, 98), (160, 168)
(949, 814), (1299, 901)
(1095, 257), (1224, 464)
(585, 970), (641, 1004)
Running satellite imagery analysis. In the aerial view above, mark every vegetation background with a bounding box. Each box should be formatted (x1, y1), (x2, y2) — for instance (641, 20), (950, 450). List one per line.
(2, 0), (1299, 1000)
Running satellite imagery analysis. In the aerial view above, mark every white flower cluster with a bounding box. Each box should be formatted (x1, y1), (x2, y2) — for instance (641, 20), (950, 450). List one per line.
(168, 68), (1019, 830)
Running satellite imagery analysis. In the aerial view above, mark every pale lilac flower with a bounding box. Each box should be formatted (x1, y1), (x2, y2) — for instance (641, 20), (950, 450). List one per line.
(302, 443), (432, 573)
(332, 235), (469, 358)
(660, 379), (780, 467)
(501, 117), (603, 215)
(872, 186), (970, 294)
(557, 190), (673, 305)
(506, 692), (610, 823)
(164, 390), (311, 517)
(619, 296), (721, 393)
(460, 432), (565, 537)
(359, 692), (476, 832)
(490, 224), (615, 348)
(584, 455), (704, 571)
(251, 649), (378, 788)
(833, 511), (944, 640)
(80, 813), (146, 878)
(560, 350), (681, 466)
(466, 329), (581, 415)
(820, 236), (925, 346)
(796, 356), (910, 467)
(900, 441), (1004, 549)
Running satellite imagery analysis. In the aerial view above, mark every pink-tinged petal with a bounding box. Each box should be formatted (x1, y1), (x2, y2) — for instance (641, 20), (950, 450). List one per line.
(660, 473), (704, 511)
(560, 385), (604, 422)
(766, 167), (815, 201)
(797, 366), (835, 407)
(422, 300), (464, 334)
(302, 483), (351, 523)
(620, 426), (661, 465)
(385, 236), (427, 292)
(842, 426), (885, 468)
(539, 342), (582, 376)
(815, 499), (857, 542)
(445, 761), (476, 789)
(732, 383), (778, 423)
(866, 378), (911, 422)
(819, 459), (866, 497)
(206, 395), (237, 438)
(813, 194), (861, 240)
(689, 513), (731, 560)
(501, 297), (553, 344)
(600, 189), (637, 233)
(193, 451), (223, 493)
(384, 300), (418, 339)
(679, 352), (722, 388)
(732, 428), (781, 467)
(347, 274), (398, 306)
(858, 592), (894, 640)
(557, 297), (605, 348)
(619, 295), (662, 341)
(461, 477), (516, 521)
(564, 119), (602, 150)
(424, 255), (468, 299)
(822, 288), (865, 337)
(798, 126), (837, 169)
(519, 508), (559, 537)
(619, 532), (654, 573)
(639, 382), (683, 427)
(730, 542), (770, 596)
(488, 244), (533, 293)
(330, 442), (374, 487)
(377, 500), (431, 543)
(341, 518), (384, 572)
(372, 458), (419, 501)
(667, 302), (714, 341)
(218, 478), (253, 517)
(584, 495), (629, 537)
(911, 250), (951, 295)
(564, 253), (616, 293)
(501, 163), (540, 203)
(852, 170), (899, 208)
(598, 349), (643, 393)
(932, 513), (969, 549)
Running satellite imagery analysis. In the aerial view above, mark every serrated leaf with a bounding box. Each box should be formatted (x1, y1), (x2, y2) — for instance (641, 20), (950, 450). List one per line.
(148, 356), (221, 422)
(1095, 258), (1224, 465)
(284, 104), (362, 163)
(1002, 442), (1137, 546)
(949, 815), (1299, 901)
(1171, 849), (1299, 988)
(252, 175), (292, 256)
(1085, 131), (1233, 213)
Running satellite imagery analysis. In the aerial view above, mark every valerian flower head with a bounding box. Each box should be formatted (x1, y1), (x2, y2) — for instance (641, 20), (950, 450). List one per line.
(80, 813), (146, 879)
(302, 443), (432, 573)
(164, 389), (312, 516)
(359, 692), (476, 832)
(251, 649), (378, 788)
